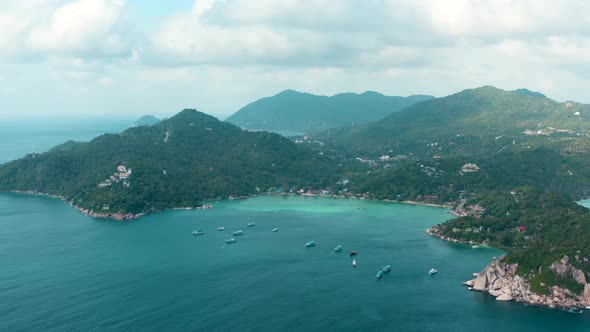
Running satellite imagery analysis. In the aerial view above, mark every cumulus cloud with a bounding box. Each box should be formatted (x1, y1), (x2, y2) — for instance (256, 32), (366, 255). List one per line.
(3, 0), (590, 118)
(0, 0), (133, 60)
(147, 0), (590, 72)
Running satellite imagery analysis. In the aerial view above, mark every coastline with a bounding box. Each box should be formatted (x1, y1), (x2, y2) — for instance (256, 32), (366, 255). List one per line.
(4, 190), (450, 222)
(7, 189), (589, 311)
(426, 224), (590, 311)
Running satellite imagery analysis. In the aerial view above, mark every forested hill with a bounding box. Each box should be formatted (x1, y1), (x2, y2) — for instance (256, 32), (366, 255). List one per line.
(133, 115), (160, 126)
(225, 89), (433, 133)
(322, 86), (590, 156)
(0, 109), (338, 215)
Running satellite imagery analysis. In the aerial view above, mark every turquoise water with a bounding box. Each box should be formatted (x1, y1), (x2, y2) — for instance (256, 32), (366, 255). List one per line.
(0, 194), (588, 331)
(0, 118), (132, 164)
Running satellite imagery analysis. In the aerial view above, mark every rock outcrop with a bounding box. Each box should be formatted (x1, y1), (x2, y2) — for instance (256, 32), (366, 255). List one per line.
(584, 284), (590, 305)
(464, 257), (587, 310)
(549, 255), (588, 286)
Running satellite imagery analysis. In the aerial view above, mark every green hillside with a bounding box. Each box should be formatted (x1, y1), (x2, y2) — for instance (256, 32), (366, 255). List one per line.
(323, 86), (589, 157)
(0, 109), (337, 215)
(226, 89), (433, 133)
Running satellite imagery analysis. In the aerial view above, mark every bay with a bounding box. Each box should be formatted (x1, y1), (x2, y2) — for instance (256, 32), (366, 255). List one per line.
(0, 194), (588, 331)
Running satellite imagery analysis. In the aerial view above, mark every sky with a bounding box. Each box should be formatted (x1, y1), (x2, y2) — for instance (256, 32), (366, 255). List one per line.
(1, 0), (590, 120)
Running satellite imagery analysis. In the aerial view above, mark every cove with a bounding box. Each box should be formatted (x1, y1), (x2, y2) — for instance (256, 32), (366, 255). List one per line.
(0, 194), (588, 331)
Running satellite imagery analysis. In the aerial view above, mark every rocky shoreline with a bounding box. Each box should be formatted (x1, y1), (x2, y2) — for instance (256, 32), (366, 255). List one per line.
(427, 225), (590, 311)
(9, 191), (147, 220)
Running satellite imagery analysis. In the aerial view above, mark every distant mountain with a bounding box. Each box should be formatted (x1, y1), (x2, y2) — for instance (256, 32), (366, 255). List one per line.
(133, 115), (160, 126)
(512, 88), (546, 98)
(226, 90), (434, 133)
(323, 86), (589, 156)
(0, 109), (336, 217)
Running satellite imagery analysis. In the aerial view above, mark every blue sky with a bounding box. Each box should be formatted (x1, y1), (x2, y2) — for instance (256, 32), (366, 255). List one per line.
(1, 0), (590, 120)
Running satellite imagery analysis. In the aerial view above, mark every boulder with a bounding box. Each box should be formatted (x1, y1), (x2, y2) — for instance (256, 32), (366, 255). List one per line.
(500, 286), (512, 295)
(473, 273), (488, 291)
(583, 284), (590, 305)
(550, 261), (569, 276)
(496, 294), (513, 301)
(573, 269), (587, 285)
(463, 280), (475, 287)
(561, 255), (570, 265)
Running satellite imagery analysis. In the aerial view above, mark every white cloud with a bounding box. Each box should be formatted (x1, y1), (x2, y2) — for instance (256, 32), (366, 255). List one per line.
(3, 0), (590, 119)
(0, 0), (132, 60)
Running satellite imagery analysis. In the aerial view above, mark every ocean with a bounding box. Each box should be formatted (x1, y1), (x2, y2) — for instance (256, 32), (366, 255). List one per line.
(0, 118), (132, 164)
(0, 194), (588, 331)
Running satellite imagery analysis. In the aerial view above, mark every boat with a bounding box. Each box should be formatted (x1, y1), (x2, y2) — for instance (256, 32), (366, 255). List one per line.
(382, 265), (391, 273)
(334, 245), (343, 252)
(217, 227), (225, 231)
(428, 268), (438, 275)
(376, 271), (384, 279)
(305, 241), (316, 247)
(225, 238), (236, 244)
(233, 230), (244, 236)
(247, 222), (256, 227)
(352, 259), (357, 267)
(192, 230), (204, 235)
(472, 245), (479, 249)
(586, 306), (590, 310)
(349, 250), (358, 257)
(272, 228), (279, 232)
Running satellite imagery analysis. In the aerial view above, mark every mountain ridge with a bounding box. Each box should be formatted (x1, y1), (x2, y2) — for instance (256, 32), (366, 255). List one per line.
(226, 89), (434, 133)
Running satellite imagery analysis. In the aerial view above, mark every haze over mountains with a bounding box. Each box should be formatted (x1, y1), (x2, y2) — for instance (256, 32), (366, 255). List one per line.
(225, 89), (433, 134)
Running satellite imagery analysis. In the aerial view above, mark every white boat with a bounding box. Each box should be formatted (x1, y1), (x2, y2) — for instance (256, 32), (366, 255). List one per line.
(376, 271), (384, 279)
(192, 230), (204, 235)
(305, 241), (316, 247)
(233, 230), (244, 236)
(217, 227), (225, 231)
(247, 222), (256, 227)
(352, 259), (357, 267)
(382, 265), (391, 273)
(272, 228), (279, 232)
(225, 238), (236, 244)
(428, 268), (438, 275)
(472, 245), (479, 249)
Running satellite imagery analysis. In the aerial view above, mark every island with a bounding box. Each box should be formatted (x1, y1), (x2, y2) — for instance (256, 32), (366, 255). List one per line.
(1, 86), (589, 310)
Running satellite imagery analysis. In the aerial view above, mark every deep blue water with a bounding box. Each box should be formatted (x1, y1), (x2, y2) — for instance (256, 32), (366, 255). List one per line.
(0, 194), (588, 331)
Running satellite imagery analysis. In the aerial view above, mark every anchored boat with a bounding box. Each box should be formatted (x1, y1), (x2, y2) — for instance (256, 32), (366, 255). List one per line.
(428, 268), (438, 275)
(192, 230), (204, 235)
(305, 241), (316, 247)
(334, 245), (343, 252)
(218, 227), (225, 231)
(349, 250), (358, 257)
(352, 259), (357, 267)
(376, 271), (384, 279)
(233, 230), (244, 236)
(382, 265), (391, 273)
(272, 228), (279, 232)
(247, 222), (256, 227)
(225, 238), (236, 244)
